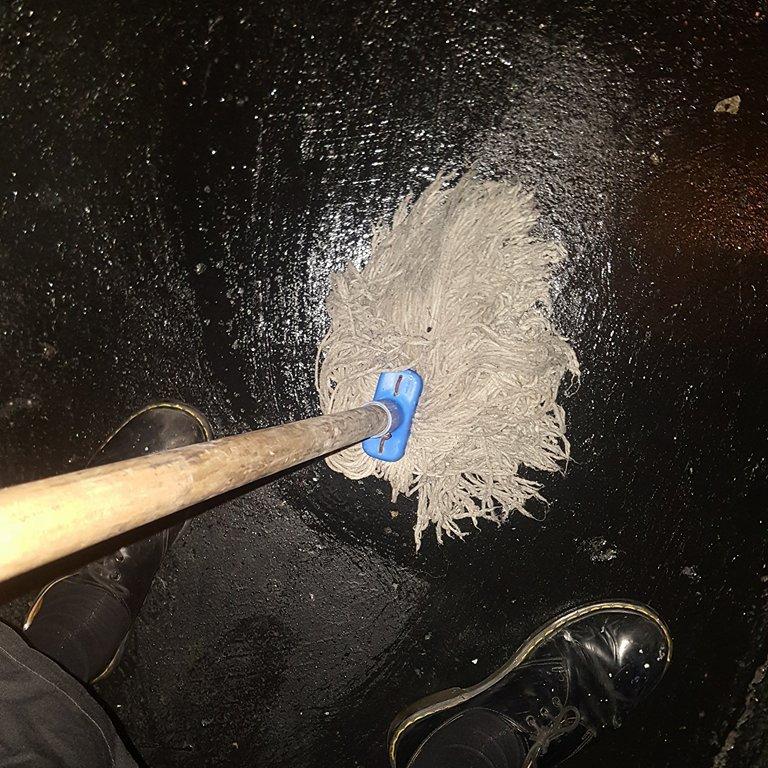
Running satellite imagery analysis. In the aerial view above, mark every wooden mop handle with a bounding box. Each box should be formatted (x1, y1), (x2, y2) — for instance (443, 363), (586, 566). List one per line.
(0, 404), (387, 583)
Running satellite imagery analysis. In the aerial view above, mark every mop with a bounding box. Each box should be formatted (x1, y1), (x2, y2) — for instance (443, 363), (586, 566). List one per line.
(0, 169), (577, 583)
(316, 169), (579, 547)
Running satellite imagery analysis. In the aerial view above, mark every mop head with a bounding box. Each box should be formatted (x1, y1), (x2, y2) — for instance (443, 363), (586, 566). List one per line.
(315, 169), (579, 548)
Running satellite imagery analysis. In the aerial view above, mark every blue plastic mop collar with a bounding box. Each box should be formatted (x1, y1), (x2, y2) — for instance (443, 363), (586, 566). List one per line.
(362, 369), (423, 462)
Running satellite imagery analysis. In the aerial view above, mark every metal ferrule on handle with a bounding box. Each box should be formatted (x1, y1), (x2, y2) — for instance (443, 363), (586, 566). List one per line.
(366, 399), (403, 437)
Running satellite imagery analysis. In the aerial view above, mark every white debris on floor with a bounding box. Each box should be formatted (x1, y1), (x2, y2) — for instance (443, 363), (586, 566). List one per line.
(714, 95), (740, 114)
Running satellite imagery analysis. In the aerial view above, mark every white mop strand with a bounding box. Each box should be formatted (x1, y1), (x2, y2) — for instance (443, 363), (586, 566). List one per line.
(315, 170), (579, 548)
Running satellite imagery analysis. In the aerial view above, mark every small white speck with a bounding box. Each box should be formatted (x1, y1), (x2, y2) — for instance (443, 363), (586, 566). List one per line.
(471, 658), (478, 665)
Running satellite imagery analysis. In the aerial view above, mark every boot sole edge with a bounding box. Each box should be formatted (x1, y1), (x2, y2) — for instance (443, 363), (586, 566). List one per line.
(388, 599), (672, 768)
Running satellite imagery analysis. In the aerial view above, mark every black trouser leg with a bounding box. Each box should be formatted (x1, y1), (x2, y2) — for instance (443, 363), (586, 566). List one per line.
(0, 621), (138, 768)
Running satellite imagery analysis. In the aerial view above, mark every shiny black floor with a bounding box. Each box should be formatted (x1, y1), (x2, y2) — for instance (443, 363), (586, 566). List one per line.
(1, 2), (767, 766)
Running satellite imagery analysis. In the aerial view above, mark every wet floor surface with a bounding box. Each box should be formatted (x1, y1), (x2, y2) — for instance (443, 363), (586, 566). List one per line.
(1, 1), (767, 766)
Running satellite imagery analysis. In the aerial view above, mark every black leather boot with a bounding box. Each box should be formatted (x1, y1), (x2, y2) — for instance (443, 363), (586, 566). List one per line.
(23, 402), (212, 684)
(389, 601), (672, 768)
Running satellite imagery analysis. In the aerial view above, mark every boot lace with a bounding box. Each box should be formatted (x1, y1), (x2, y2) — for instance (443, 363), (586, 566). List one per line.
(521, 697), (581, 768)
